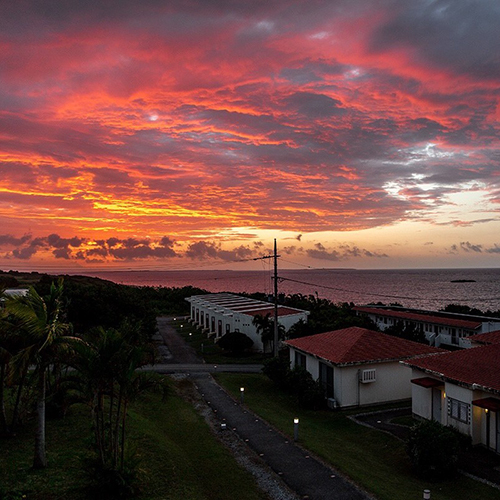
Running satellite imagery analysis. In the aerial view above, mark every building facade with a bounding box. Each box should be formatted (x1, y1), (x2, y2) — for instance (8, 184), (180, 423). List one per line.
(354, 306), (500, 349)
(285, 327), (442, 408)
(403, 344), (500, 453)
(186, 293), (309, 352)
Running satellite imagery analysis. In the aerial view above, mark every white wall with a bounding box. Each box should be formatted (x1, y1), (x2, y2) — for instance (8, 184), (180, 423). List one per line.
(288, 350), (412, 407)
(338, 362), (412, 407)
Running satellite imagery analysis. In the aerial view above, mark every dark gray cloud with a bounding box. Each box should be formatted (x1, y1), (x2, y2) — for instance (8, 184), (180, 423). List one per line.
(307, 242), (388, 261)
(186, 241), (254, 261)
(460, 241), (483, 253)
(0, 234), (31, 246)
(370, 0), (500, 80)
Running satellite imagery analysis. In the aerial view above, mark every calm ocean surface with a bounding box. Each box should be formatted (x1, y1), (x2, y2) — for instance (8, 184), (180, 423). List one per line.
(80, 268), (500, 312)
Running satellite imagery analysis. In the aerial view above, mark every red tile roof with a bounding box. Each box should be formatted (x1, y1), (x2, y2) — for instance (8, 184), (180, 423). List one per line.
(468, 330), (500, 345)
(242, 306), (306, 318)
(404, 343), (500, 393)
(354, 307), (481, 329)
(285, 327), (442, 365)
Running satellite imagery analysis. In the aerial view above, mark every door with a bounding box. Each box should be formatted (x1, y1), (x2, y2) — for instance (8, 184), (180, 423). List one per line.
(432, 388), (442, 423)
(319, 362), (334, 398)
(496, 412), (500, 453)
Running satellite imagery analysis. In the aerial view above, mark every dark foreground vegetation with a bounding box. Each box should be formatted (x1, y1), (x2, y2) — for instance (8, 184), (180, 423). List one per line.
(0, 386), (268, 500)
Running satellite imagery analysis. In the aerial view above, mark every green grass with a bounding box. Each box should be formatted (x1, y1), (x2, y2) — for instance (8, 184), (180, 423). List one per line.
(172, 318), (270, 365)
(1, 381), (268, 500)
(215, 373), (499, 500)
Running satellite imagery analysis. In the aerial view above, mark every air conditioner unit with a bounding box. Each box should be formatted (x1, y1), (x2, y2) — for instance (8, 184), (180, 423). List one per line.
(361, 369), (376, 383)
(327, 398), (337, 409)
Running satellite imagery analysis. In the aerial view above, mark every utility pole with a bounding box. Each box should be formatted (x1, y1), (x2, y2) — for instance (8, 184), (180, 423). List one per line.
(253, 241), (280, 356)
(273, 238), (279, 357)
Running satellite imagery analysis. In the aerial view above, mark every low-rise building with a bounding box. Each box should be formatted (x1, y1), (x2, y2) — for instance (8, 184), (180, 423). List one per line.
(285, 326), (442, 408)
(468, 330), (500, 347)
(354, 305), (500, 349)
(403, 344), (500, 453)
(186, 293), (309, 352)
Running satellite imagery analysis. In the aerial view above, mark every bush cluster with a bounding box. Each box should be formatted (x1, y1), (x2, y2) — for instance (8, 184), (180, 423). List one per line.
(263, 357), (325, 410)
(406, 420), (471, 479)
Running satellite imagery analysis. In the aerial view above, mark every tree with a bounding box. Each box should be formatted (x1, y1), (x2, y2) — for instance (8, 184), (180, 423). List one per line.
(6, 280), (75, 468)
(217, 331), (253, 354)
(384, 320), (427, 344)
(70, 327), (166, 478)
(252, 313), (284, 354)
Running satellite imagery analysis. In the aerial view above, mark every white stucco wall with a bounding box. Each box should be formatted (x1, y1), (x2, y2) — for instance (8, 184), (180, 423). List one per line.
(338, 362), (412, 407)
(288, 350), (412, 407)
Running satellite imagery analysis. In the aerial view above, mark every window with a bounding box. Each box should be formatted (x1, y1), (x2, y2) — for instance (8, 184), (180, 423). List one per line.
(448, 398), (470, 424)
(295, 351), (306, 369)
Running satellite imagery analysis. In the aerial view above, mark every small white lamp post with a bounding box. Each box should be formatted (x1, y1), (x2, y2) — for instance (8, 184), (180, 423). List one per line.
(294, 418), (299, 441)
(240, 387), (245, 404)
(423, 490), (431, 500)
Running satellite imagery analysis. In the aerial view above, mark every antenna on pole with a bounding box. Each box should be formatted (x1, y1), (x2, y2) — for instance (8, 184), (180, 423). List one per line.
(273, 238), (279, 357)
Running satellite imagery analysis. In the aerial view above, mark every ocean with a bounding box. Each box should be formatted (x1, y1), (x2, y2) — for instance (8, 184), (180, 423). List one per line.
(79, 268), (500, 312)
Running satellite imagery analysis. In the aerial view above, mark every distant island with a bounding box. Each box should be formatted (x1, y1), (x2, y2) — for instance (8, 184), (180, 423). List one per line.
(450, 279), (476, 283)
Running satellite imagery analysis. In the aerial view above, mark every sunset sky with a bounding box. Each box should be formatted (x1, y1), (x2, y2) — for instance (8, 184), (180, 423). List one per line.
(1, 0), (499, 270)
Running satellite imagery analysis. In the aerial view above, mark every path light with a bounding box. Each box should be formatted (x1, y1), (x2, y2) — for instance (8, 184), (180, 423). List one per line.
(294, 418), (299, 442)
(240, 387), (245, 404)
(181, 324), (184, 328)
(423, 490), (431, 500)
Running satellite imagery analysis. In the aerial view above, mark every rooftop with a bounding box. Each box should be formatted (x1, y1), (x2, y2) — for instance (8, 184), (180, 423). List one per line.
(404, 343), (500, 393)
(354, 306), (482, 330)
(285, 326), (442, 366)
(187, 293), (308, 318)
(468, 330), (500, 345)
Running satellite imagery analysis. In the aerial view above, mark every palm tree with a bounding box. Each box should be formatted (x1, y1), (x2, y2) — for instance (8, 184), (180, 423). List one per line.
(252, 313), (285, 354)
(70, 327), (166, 471)
(6, 280), (75, 468)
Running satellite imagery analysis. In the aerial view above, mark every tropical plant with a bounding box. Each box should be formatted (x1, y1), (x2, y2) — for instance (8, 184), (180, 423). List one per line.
(252, 313), (285, 354)
(70, 327), (167, 475)
(5, 280), (75, 468)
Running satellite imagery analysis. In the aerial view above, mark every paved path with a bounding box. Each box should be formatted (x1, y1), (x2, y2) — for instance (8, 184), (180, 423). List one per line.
(156, 317), (370, 499)
(157, 316), (202, 364)
(146, 363), (264, 374)
(193, 374), (370, 500)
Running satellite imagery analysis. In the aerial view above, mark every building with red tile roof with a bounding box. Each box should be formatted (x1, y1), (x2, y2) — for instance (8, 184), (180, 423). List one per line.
(284, 327), (442, 408)
(353, 306), (500, 349)
(468, 330), (500, 346)
(186, 293), (309, 352)
(403, 344), (500, 453)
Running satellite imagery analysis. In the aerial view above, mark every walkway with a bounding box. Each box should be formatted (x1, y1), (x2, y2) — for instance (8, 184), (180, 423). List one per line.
(155, 317), (371, 499)
(193, 373), (370, 500)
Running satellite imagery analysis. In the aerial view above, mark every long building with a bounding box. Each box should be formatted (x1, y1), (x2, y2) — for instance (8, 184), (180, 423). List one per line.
(186, 293), (309, 352)
(354, 305), (500, 349)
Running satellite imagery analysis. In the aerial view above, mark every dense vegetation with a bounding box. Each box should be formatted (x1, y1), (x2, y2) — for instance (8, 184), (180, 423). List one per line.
(0, 275), (208, 497)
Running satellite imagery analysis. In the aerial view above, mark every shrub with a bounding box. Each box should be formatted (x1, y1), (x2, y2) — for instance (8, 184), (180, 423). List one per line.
(84, 448), (143, 499)
(263, 359), (325, 409)
(406, 420), (469, 479)
(217, 332), (254, 354)
(262, 357), (290, 388)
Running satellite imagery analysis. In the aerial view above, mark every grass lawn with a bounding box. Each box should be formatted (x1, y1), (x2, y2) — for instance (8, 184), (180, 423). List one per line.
(215, 373), (499, 500)
(1, 381), (268, 500)
(172, 318), (270, 365)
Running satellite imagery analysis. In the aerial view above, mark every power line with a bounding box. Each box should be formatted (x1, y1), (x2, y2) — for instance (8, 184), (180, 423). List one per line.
(278, 276), (500, 303)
